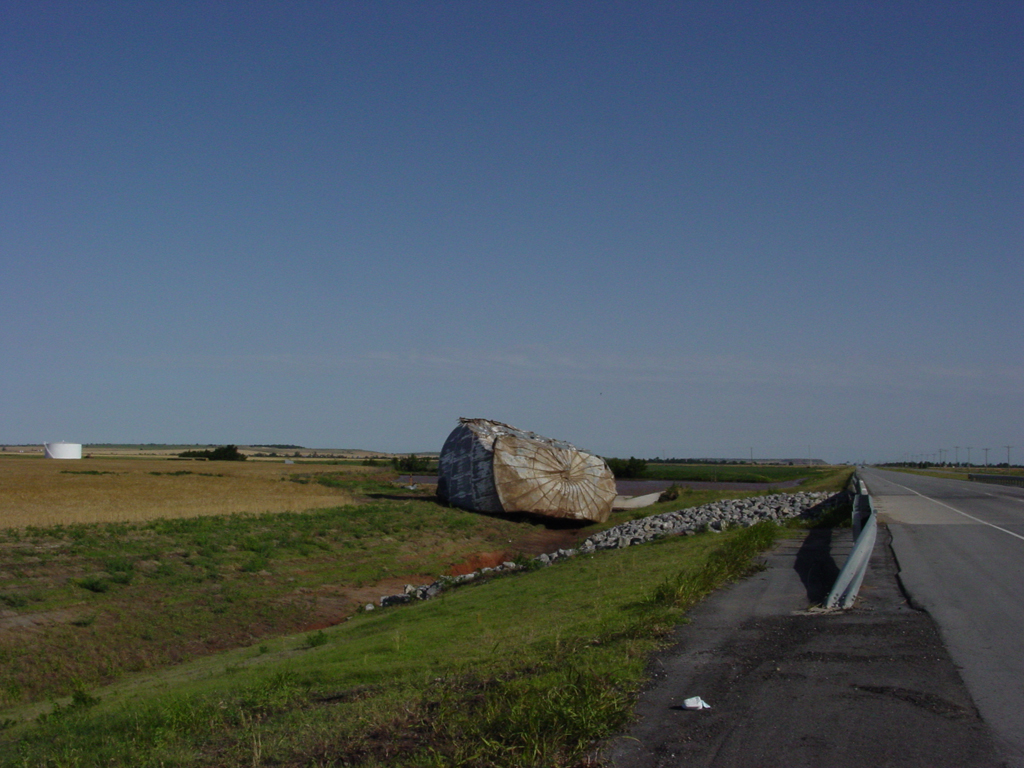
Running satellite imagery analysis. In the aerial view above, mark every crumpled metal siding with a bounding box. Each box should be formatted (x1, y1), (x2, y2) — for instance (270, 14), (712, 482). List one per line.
(437, 422), (503, 513)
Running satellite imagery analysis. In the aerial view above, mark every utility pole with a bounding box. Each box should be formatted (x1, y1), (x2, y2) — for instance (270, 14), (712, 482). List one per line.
(967, 447), (972, 466)
(983, 447), (990, 466)
(954, 445), (959, 465)
(1006, 446), (1013, 467)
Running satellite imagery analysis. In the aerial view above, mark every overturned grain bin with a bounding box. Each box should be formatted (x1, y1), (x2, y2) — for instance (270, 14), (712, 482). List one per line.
(437, 418), (616, 523)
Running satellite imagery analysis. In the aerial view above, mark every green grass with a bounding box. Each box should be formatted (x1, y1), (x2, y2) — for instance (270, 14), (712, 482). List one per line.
(0, 522), (782, 768)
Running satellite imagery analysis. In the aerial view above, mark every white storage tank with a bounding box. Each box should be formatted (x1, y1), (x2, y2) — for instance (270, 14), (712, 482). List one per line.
(43, 442), (83, 460)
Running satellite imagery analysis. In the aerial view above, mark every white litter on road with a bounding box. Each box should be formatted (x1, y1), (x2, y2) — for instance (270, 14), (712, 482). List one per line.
(683, 696), (711, 710)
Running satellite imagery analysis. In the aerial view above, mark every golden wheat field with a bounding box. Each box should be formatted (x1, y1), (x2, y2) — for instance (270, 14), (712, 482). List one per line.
(0, 456), (363, 528)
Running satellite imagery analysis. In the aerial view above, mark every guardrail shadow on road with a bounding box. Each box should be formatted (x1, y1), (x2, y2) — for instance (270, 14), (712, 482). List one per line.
(793, 527), (842, 605)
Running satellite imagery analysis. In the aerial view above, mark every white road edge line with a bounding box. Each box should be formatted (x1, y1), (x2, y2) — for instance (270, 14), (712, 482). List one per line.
(887, 479), (1024, 543)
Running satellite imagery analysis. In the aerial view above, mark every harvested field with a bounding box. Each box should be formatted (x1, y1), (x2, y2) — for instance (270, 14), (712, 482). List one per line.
(0, 457), (367, 528)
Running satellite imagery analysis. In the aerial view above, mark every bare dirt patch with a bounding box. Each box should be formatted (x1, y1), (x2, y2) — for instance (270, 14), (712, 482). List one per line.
(291, 577), (439, 631)
(0, 606), (86, 631)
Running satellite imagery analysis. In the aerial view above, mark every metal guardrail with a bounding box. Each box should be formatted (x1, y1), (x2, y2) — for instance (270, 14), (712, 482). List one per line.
(968, 473), (1024, 488)
(824, 474), (876, 609)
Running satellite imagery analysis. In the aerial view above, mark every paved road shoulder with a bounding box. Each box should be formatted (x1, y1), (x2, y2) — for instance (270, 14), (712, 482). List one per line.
(600, 525), (1003, 767)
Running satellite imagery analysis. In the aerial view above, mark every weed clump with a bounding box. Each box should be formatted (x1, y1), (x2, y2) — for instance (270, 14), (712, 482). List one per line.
(648, 521), (778, 609)
(37, 687), (101, 725)
(0, 593), (28, 609)
(658, 483), (683, 502)
(305, 630), (328, 648)
(75, 577), (110, 594)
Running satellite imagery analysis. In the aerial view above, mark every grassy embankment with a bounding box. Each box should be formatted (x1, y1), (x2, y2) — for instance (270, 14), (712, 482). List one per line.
(0, 460), (533, 708)
(0, 458), (852, 766)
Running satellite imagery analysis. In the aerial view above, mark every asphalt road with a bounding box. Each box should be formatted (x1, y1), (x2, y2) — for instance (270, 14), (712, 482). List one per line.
(600, 520), (1002, 767)
(859, 467), (1024, 767)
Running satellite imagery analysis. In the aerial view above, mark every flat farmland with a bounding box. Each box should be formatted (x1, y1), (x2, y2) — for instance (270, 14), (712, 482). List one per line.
(0, 461), (549, 709)
(0, 457), (362, 528)
(0, 459), (854, 765)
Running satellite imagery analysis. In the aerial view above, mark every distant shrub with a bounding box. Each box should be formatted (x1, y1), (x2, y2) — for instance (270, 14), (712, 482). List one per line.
(77, 577), (110, 593)
(208, 445), (246, 461)
(306, 630), (328, 648)
(606, 457), (648, 479)
(392, 454), (432, 473)
(178, 445), (246, 461)
(240, 554), (268, 573)
(659, 483), (683, 502)
(0, 593), (28, 608)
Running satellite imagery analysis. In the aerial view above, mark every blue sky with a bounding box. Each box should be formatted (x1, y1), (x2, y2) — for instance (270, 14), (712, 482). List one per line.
(2, 1), (1021, 463)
